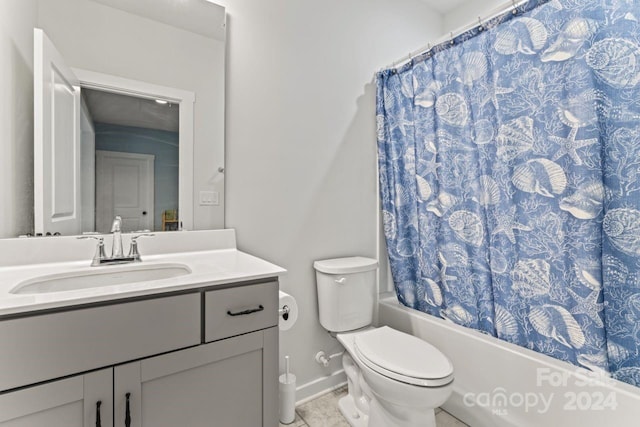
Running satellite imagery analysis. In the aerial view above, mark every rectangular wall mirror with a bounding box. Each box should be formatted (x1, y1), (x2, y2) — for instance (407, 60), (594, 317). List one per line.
(2, 0), (226, 237)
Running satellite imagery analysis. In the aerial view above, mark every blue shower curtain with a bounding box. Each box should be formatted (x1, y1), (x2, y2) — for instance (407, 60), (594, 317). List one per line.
(377, 0), (640, 387)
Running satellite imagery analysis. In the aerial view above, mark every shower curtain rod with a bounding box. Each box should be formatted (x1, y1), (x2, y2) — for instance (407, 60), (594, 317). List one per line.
(381, 0), (530, 72)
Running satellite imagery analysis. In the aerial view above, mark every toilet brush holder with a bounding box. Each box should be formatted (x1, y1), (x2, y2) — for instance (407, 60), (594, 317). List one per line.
(279, 356), (296, 424)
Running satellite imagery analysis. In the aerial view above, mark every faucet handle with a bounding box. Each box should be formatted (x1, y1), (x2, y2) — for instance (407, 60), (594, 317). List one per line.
(128, 233), (155, 261)
(77, 235), (104, 242)
(131, 233), (155, 241)
(77, 235), (105, 247)
(77, 236), (106, 266)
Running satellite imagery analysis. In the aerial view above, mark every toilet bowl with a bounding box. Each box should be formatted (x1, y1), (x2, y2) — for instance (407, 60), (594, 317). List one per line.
(337, 327), (453, 427)
(314, 257), (454, 427)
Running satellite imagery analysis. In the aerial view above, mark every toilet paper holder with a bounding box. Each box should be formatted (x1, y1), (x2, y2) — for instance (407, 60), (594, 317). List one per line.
(279, 305), (290, 321)
(278, 290), (298, 331)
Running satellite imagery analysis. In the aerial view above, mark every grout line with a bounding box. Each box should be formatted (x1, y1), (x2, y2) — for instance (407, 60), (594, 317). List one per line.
(438, 409), (470, 427)
(295, 409), (310, 427)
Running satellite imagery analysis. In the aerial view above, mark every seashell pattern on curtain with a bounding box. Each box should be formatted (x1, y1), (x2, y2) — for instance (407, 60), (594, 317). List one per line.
(377, 0), (640, 387)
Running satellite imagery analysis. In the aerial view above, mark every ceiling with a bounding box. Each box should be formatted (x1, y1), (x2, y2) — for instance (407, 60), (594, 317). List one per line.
(83, 89), (179, 133)
(419, 0), (471, 14)
(88, 0), (226, 41)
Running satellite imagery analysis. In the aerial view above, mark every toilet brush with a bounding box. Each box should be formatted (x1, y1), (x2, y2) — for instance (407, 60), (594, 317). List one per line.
(279, 355), (296, 424)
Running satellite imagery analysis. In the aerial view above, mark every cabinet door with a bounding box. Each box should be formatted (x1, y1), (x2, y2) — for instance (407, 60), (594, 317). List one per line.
(0, 369), (112, 427)
(115, 328), (278, 427)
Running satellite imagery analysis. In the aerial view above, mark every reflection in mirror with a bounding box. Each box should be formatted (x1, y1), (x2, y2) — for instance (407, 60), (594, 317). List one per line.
(82, 89), (180, 234)
(0, 0), (226, 238)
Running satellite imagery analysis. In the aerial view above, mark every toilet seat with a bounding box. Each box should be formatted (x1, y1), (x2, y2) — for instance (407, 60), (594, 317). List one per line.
(353, 326), (454, 387)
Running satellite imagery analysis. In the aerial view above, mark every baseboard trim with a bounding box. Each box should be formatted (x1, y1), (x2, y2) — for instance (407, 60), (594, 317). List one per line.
(295, 369), (347, 405)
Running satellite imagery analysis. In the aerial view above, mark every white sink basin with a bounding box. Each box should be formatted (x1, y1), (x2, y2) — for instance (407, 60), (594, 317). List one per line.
(10, 263), (192, 294)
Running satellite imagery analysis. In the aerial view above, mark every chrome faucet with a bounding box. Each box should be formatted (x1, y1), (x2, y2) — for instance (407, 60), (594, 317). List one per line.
(77, 235), (107, 266)
(110, 216), (124, 259)
(78, 216), (155, 266)
(128, 233), (155, 262)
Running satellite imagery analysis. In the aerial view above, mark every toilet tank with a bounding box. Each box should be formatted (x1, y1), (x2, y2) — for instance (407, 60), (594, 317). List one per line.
(314, 257), (378, 333)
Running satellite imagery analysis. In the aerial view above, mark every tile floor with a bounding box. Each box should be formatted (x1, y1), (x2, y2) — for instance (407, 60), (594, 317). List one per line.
(280, 386), (469, 427)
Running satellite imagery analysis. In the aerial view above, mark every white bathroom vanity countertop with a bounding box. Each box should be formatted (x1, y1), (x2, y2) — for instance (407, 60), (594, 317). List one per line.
(0, 230), (286, 317)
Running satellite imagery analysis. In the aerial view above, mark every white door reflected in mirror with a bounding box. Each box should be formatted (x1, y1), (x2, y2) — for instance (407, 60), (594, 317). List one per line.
(96, 151), (155, 233)
(33, 28), (82, 236)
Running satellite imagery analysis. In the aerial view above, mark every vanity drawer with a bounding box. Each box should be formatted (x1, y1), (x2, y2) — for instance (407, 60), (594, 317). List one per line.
(0, 293), (200, 392)
(205, 281), (278, 342)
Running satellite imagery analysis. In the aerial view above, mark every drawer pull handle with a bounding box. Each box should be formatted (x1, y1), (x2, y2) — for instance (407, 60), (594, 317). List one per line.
(227, 305), (264, 316)
(125, 393), (131, 427)
(96, 401), (102, 427)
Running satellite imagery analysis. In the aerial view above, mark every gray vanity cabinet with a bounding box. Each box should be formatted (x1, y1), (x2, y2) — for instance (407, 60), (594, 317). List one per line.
(0, 279), (279, 427)
(0, 369), (112, 427)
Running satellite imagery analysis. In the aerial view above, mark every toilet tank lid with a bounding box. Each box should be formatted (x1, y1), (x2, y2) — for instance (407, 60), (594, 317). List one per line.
(313, 257), (378, 274)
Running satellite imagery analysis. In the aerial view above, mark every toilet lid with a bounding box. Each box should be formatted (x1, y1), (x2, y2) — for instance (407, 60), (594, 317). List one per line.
(354, 326), (453, 387)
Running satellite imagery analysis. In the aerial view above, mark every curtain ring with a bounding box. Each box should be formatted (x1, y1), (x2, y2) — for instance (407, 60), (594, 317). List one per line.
(426, 42), (432, 57)
(478, 16), (484, 31)
(449, 31), (455, 45)
(512, 0), (518, 15)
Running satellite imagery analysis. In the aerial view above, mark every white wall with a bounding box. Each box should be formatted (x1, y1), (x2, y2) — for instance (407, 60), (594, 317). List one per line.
(36, 0), (225, 231)
(216, 0), (443, 399)
(443, 0), (507, 33)
(0, 0), (37, 238)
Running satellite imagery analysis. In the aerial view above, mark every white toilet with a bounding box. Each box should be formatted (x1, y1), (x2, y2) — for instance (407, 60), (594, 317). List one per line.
(314, 257), (454, 427)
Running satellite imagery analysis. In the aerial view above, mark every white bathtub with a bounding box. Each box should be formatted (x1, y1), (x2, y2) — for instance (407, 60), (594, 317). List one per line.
(378, 297), (640, 427)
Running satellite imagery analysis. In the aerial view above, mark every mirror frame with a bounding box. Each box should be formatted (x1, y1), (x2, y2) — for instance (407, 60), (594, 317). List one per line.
(72, 68), (194, 232)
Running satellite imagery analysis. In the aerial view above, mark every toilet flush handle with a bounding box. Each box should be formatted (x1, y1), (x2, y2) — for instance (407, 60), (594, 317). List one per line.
(335, 277), (347, 284)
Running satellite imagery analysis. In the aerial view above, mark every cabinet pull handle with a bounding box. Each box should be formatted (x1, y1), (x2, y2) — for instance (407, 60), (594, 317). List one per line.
(125, 393), (131, 427)
(227, 305), (264, 316)
(96, 401), (102, 427)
